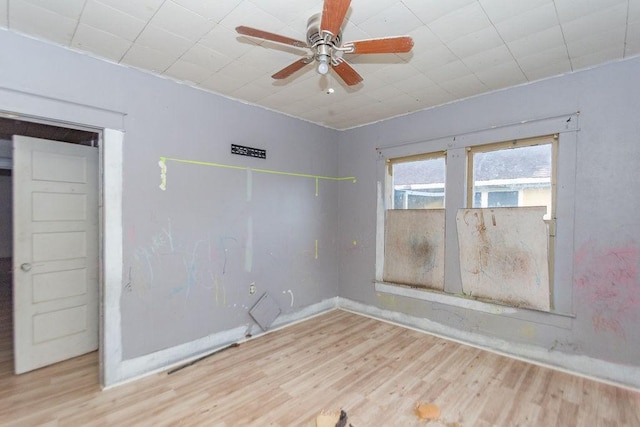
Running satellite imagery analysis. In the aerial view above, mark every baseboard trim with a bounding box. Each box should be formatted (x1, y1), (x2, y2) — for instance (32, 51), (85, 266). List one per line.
(337, 297), (640, 392)
(104, 297), (339, 389)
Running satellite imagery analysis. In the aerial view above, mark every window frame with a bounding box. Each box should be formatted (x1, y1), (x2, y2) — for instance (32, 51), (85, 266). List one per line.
(387, 151), (447, 210)
(467, 135), (558, 294)
(375, 112), (578, 323)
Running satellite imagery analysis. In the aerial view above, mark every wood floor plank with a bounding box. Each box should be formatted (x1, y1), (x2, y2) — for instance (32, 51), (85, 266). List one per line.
(0, 265), (639, 426)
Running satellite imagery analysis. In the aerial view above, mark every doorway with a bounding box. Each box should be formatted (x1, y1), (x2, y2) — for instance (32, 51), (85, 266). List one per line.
(0, 116), (100, 374)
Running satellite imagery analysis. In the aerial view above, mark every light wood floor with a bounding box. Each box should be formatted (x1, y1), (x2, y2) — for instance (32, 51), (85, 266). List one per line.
(1, 262), (639, 426)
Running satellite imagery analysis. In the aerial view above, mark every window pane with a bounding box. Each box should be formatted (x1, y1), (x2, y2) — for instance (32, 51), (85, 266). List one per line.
(487, 191), (518, 207)
(472, 144), (551, 218)
(392, 157), (445, 209)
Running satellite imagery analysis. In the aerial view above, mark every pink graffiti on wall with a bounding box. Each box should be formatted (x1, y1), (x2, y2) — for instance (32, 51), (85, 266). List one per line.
(574, 241), (640, 339)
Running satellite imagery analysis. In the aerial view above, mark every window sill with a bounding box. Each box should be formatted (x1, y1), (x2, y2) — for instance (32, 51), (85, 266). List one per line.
(374, 281), (575, 329)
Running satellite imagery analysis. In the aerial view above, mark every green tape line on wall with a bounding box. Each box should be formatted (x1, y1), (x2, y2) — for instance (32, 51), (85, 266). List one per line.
(159, 156), (356, 191)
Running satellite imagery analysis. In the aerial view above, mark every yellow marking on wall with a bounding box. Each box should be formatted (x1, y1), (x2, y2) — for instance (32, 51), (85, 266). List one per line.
(315, 177), (319, 196)
(161, 156), (356, 183)
(159, 157), (167, 191)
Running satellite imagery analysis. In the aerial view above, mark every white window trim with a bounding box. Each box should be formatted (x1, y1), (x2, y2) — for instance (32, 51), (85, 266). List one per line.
(375, 112), (579, 326)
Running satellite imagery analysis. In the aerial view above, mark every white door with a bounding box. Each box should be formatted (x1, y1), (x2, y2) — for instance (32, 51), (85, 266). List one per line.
(13, 135), (98, 374)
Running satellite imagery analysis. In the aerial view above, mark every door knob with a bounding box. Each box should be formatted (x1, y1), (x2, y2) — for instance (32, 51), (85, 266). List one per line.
(20, 263), (32, 272)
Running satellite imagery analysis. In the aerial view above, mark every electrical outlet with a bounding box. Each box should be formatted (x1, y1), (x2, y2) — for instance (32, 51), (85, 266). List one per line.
(249, 283), (256, 294)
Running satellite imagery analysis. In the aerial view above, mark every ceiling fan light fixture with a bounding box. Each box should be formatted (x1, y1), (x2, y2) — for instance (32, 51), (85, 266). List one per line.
(317, 54), (330, 75)
(235, 0), (413, 86)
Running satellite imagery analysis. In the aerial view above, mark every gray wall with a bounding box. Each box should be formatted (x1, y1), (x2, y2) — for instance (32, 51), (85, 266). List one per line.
(337, 56), (640, 372)
(0, 29), (340, 360)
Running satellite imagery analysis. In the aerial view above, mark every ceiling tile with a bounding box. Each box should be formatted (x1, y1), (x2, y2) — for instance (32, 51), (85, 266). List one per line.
(164, 58), (213, 84)
(374, 92), (418, 111)
(344, 58), (390, 77)
(20, 0), (85, 20)
(479, 0), (552, 24)
(327, 93), (378, 114)
(561, 3), (627, 43)
(181, 43), (234, 73)
(494, 3), (559, 43)
(423, 60), (471, 81)
(172, 0), (243, 23)
(346, 0), (397, 25)
(461, 44), (514, 71)
(630, 0), (640, 23)
(446, 26), (503, 59)
(71, 23), (132, 62)
(136, 25), (193, 57)
(0, 0), (7, 27)
(340, 22), (373, 44)
(626, 22), (640, 57)
(236, 44), (308, 75)
(439, 74), (488, 98)
(365, 84), (404, 102)
(229, 82), (272, 103)
(392, 72), (437, 94)
(411, 84), (456, 107)
(553, 0), (627, 24)
(522, 60), (572, 81)
(121, 44), (182, 73)
(201, 25), (257, 58)
(199, 73), (246, 93)
(410, 45), (458, 72)
(9, 0), (77, 45)
(96, 0), (164, 21)
(566, 27), (625, 58)
(250, 0), (320, 25)
(217, 60), (266, 82)
(518, 47), (572, 78)
(571, 47), (623, 70)
(404, 25), (445, 54)
(427, 2), (492, 43)
(219, 1), (286, 34)
(357, 2), (422, 38)
(474, 60), (528, 90)
(276, 99), (317, 116)
(507, 26), (566, 59)
(372, 62), (420, 84)
(403, 0), (476, 24)
(149, 1), (215, 42)
(81, 0), (146, 42)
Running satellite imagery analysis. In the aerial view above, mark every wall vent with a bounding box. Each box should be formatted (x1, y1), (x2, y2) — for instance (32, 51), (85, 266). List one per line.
(249, 292), (281, 331)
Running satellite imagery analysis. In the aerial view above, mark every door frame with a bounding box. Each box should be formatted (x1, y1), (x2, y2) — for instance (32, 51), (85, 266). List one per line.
(1, 86), (125, 387)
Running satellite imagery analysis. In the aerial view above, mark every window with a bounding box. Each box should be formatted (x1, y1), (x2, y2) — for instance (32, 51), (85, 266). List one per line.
(389, 152), (446, 209)
(467, 135), (556, 220)
(380, 134), (561, 312)
(384, 152), (446, 290)
(377, 113), (578, 319)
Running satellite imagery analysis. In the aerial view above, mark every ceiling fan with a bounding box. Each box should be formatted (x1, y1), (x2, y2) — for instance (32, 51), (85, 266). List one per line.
(235, 0), (414, 86)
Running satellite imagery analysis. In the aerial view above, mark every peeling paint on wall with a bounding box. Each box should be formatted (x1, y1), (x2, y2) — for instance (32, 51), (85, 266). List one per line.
(575, 241), (640, 339)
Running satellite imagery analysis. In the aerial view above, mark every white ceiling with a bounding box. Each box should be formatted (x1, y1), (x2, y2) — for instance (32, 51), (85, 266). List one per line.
(1, 0), (639, 129)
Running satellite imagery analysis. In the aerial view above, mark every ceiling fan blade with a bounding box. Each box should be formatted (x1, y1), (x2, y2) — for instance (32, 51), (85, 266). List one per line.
(332, 58), (363, 86)
(236, 26), (308, 48)
(321, 0), (351, 39)
(272, 58), (313, 79)
(345, 36), (414, 54)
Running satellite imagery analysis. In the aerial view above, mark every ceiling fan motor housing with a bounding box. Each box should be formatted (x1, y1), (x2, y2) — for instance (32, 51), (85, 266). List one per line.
(307, 13), (342, 64)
